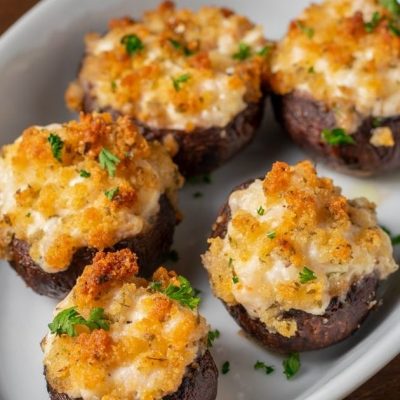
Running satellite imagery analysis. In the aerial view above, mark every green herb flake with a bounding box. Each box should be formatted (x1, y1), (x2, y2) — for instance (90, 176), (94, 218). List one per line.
(193, 191), (203, 198)
(104, 187), (119, 201)
(388, 18), (400, 36)
(79, 169), (91, 178)
(364, 12), (382, 32)
(299, 267), (317, 284)
(232, 275), (239, 284)
(283, 353), (301, 379)
(372, 117), (384, 128)
(257, 206), (265, 216)
(150, 275), (201, 309)
(168, 38), (194, 56)
(380, 0), (400, 16)
(257, 46), (272, 57)
(308, 66), (315, 74)
(321, 128), (356, 146)
(296, 21), (315, 38)
(26, 212), (31, 218)
(221, 361), (230, 375)
(186, 173), (212, 184)
(111, 80), (117, 92)
(233, 43), (252, 60)
(172, 73), (191, 91)
(48, 133), (64, 162)
(99, 148), (120, 177)
(48, 306), (109, 337)
(121, 34), (144, 55)
(380, 225), (400, 245)
(267, 230), (277, 239)
(207, 329), (220, 347)
(168, 249), (179, 262)
(254, 360), (275, 375)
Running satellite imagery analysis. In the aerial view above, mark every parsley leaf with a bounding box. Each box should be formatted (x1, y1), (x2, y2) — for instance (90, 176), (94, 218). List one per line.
(232, 275), (239, 284)
(296, 21), (315, 38)
(388, 18), (400, 35)
(48, 306), (110, 337)
(299, 267), (317, 284)
(104, 187), (119, 201)
(99, 148), (120, 177)
(321, 128), (356, 145)
(380, 0), (400, 15)
(207, 329), (220, 347)
(257, 206), (265, 216)
(267, 230), (276, 239)
(186, 174), (212, 184)
(365, 12), (382, 32)
(150, 275), (201, 310)
(221, 361), (230, 374)
(79, 169), (91, 178)
(380, 225), (400, 245)
(283, 353), (301, 379)
(257, 46), (272, 57)
(254, 360), (275, 375)
(48, 133), (64, 162)
(169, 38), (194, 56)
(233, 43), (252, 60)
(172, 73), (191, 91)
(372, 117), (384, 128)
(121, 34), (144, 55)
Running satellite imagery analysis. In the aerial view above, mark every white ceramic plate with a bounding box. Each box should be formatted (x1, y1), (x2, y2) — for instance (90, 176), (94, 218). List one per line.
(0, 1), (399, 399)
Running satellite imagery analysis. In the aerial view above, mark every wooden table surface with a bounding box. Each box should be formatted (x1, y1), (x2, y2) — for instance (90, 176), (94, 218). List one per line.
(1, 1), (399, 399)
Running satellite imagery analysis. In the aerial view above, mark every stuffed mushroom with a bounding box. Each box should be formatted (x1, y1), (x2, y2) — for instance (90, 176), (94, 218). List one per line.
(66, 1), (271, 176)
(269, 0), (400, 176)
(42, 249), (218, 400)
(203, 161), (398, 353)
(0, 113), (182, 298)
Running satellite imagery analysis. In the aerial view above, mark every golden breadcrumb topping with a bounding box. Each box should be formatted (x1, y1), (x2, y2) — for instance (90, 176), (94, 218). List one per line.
(43, 250), (208, 400)
(203, 161), (397, 337)
(270, 0), (400, 133)
(66, 1), (271, 131)
(0, 114), (182, 272)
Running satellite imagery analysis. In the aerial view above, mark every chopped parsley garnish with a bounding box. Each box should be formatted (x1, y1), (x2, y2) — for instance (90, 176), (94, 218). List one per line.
(233, 43), (252, 60)
(26, 212), (31, 217)
(221, 361), (230, 374)
(186, 173), (212, 184)
(372, 117), (384, 128)
(299, 267), (317, 284)
(254, 360), (275, 375)
(283, 353), (301, 379)
(321, 128), (356, 146)
(228, 257), (234, 267)
(308, 66), (315, 74)
(48, 306), (109, 337)
(104, 187), (119, 201)
(48, 133), (64, 162)
(232, 275), (239, 284)
(257, 206), (265, 216)
(168, 38), (194, 56)
(150, 275), (201, 309)
(121, 34), (144, 55)
(111, 80), (117, 92)
(380, 0), (400, 16)
(79, 169), (91, 178)
(193, 191), (203, 198)
(99, 148), (120, 177)
(267, 230), (276, 239)
(388, 18), (400, 36)
(364, 12), (382, 32)
(296, 21), (315, 38)
(172, 73), (191, 91)
(257, 46), (272, 57)
(168, 249), (179, 262)
(207, 329), (220, 347)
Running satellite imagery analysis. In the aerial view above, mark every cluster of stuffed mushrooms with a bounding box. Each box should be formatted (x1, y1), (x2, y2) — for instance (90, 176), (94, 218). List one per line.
(0, 1), (399, 399)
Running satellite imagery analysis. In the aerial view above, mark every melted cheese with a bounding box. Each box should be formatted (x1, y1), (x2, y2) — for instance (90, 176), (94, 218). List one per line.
(203, 161), (398, 337)
(0, 113), (182, 272)
(66, 1), (270, 131)
(43, 250), (208, 400)
(270, 0), (400, 133)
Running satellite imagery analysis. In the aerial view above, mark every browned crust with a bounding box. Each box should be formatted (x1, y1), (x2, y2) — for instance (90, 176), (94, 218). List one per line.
(46, 349), (218, 400)
(208, 180), (380, 353)
(271, 91), (400, 176)
(8, 195), (177, 299)
(82, 92), (265, 176)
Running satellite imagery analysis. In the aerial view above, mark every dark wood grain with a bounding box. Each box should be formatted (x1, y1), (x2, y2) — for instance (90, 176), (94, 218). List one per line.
(1, 2), (399, 399)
